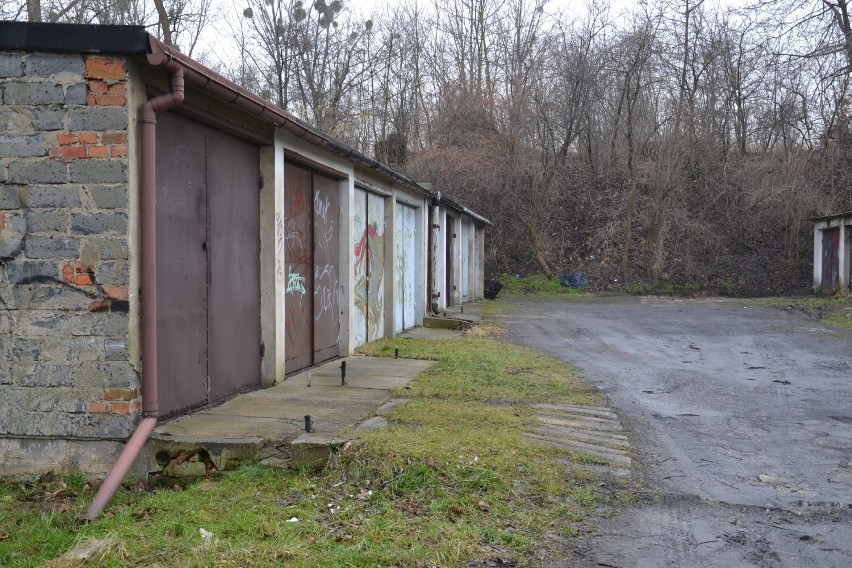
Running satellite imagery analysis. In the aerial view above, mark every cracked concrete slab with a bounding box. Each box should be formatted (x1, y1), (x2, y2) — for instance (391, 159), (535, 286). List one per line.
(147, 355), (434, 475)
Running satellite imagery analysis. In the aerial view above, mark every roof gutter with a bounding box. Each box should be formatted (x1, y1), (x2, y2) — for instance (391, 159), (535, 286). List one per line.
(811, 211), (852, 223)
(146, 36), (493, 224)
(440, 194), (492, 226)
(145, 35), (437, 203)
(85, 57), (186, 521)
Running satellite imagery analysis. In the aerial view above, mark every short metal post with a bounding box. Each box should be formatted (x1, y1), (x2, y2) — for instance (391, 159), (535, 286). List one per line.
(341, 361), (347, 385)
(304, 415), (312, 433)
(394, 348), (399, 359)
(461, 305), (464, 314)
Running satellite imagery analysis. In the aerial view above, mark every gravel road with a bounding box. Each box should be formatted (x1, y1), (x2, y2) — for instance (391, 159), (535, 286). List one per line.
(503, 297), (852, 568)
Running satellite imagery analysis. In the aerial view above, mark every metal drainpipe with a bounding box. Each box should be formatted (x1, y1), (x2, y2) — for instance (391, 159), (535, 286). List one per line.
(85, 65), (185, 521)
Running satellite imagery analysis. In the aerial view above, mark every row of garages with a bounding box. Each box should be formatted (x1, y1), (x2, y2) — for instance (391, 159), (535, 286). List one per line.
(155, 110), (486, 418)
(146, 40), (489, 418)
(0, 21), (487, 475)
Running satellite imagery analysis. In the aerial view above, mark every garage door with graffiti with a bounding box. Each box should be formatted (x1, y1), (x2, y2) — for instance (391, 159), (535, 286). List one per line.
(283, 162), (340, 373)
(445, 214), (455, 306)
(353, 189), (386, 347)
(394, 202), (418, 333)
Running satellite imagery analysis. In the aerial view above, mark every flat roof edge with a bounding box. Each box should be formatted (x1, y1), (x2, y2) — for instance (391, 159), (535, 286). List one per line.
(0, 21), (148, 54)
(812, 211), (852, 223)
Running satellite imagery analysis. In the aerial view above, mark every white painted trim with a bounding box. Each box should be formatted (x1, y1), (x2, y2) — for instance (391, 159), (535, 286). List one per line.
(272, 129), (287, 382)
(339, 175), (355, 355)
(354, 178), (392, 197)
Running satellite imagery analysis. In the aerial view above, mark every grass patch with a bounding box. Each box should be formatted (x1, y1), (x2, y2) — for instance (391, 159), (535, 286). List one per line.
(824, 312), (852, 329)
(464, 323), (505, 338)
(623, 281), (704, 296)
(753, 296), (852, 330)
(2, 337), (612, 567)
(359, 338), (602, 406)
(755, 295), (852, 310)
(498, 273), (588, 297)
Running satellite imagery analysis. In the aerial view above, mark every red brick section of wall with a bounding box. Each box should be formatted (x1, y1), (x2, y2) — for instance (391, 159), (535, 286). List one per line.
(59, 261), (128, 312)
(89, 388), (142, 415)
(49, 58), (131, 314)
(47, 58), (129, 161)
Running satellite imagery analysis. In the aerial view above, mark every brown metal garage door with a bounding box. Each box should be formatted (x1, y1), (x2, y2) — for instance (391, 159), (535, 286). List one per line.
(156, 112), (261, 417)
(283, 161), (340, 373)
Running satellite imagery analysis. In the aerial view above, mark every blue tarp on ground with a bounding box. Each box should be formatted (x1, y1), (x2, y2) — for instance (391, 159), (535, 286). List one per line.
(559, 273), (588, 288)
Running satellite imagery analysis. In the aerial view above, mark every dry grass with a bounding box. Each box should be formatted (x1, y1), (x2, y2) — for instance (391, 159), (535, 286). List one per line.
(464, 323), (504, 338)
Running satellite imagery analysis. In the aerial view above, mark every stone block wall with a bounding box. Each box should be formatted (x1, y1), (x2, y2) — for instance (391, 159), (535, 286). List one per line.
(0, 51), (138, 461)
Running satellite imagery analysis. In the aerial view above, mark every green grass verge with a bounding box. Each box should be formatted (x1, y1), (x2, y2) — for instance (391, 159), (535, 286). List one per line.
(622, 282), (704, 296)
(754, 295), (852, 310)
(2, 337), (613, 567)
(753, 296), (852, 330)
(823, 312), (852, 329)
(497, 273), (588, 297)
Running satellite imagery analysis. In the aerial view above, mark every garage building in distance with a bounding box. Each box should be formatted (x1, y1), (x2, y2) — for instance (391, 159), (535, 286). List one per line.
(813, 211), (852, 296)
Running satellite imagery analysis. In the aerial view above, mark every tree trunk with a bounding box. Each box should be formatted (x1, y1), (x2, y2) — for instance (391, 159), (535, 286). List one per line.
(621, 64), (640, 279)
(622, 173), (637, 279)
(643, 209), (660, 279)
(525, 217), (553, 279)
(154, 0), (173, 46)
(27, 0), (41, 22)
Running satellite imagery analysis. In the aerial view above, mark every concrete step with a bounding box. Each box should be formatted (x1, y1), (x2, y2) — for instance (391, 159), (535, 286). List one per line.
(423, 316), (470, 330)
(533, 403), (619, 420)
(535, 412), (624, 431)
(525, 402), (632, 468)
(524, 433), (632, 466)
(532, 425), (630, 448)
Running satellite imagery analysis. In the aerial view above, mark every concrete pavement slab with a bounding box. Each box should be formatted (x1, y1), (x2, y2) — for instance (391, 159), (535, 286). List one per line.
(148, 355), (435, 477)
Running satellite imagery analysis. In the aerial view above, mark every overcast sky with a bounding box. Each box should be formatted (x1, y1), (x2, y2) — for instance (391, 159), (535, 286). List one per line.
(197, 0), (744, 78)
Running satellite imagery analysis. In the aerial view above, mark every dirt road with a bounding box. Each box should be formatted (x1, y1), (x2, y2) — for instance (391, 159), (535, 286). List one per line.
(503, 297), (852, 568)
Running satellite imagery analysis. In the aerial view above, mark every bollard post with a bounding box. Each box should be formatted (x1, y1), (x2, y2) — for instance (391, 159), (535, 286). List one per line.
(341, 361), (347, 385)
(304, 415), (312, 433)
